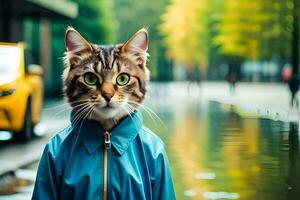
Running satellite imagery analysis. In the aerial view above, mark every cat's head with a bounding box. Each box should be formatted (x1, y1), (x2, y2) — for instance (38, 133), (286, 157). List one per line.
(63, 27), (149, 123)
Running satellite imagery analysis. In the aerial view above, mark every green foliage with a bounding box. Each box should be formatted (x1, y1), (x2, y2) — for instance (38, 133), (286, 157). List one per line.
(260, 0), (294, 61)
(50, 0), (116, 94)
(113, 0), (171, 80)
(215, 0), (293, 61)
(69, 0), (116, 44)
(160, 0), (297, 71)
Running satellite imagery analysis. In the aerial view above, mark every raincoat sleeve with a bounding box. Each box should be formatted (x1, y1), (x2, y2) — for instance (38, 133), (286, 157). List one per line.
(152, 146), (176, 200)
(32, 144), (60, 200)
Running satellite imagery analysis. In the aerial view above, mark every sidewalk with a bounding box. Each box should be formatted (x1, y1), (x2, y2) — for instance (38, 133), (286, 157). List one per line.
(204, 82), (299, 122)
(149, 81), (300, 123)
(0, 100), (68, 177)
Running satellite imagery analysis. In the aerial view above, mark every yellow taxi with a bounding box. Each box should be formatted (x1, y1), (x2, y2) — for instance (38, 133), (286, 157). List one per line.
(0, 42), (43, 141)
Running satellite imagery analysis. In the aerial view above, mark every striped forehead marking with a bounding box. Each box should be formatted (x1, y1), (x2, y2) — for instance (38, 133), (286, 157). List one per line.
(98, 45), (116, 70)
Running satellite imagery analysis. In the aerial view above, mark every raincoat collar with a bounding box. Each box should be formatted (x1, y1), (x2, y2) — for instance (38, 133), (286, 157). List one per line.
(70, 110), (143, 156)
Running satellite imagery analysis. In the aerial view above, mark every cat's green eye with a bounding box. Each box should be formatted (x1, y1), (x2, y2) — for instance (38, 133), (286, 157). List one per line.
(116, 73), (130, 86)
(84, 73), (98, 85)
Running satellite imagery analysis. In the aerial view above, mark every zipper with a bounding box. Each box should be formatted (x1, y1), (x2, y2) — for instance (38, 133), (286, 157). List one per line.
(103, 131), (111, 200)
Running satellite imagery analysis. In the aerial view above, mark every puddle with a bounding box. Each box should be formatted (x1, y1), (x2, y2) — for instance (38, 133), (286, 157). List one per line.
(0, 173), (33, 195)
(144, 99), (300, 200)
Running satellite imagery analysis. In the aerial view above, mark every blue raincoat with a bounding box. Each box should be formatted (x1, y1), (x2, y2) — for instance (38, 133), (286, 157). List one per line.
(32, 111), (176, 200)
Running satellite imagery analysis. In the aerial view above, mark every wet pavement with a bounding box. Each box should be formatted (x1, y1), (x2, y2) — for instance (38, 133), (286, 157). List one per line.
(0, 83), (300, 199)
(0, 163), (36, 200)
(147, 100), (300, 200)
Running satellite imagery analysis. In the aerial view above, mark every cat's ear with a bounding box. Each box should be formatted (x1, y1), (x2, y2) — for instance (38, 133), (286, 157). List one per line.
(65, 27), (93, 56)
(122, 28), (148, 66)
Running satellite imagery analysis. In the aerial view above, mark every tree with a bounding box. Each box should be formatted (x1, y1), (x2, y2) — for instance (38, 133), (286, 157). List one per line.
(70, 0), (116, 43)
(260, 0), (293, 62)
(113, 0), (170, 80)
(49, 0), (116, 95)
(160, 0), (210, 71)
(291, 0), (299, 74)
(214, 0), (266, 60)
(160, 0), (297, 80)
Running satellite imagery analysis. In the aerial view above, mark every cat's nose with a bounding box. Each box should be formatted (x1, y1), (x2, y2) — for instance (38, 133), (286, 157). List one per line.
(100, 82), (115, 102)
(102, 93), (113, 102)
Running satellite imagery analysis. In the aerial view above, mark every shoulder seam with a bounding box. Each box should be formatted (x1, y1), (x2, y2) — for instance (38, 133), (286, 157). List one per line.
(48, 125), (72, 143)
(140, 126), (165, 146)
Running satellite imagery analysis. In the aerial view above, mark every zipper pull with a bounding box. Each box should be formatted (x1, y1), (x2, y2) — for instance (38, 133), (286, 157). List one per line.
(104, 131), (112, 149)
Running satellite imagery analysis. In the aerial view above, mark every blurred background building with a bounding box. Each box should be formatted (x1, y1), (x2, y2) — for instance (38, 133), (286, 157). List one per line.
(1, 0), (299, 96)
(0, 0), (78, 95)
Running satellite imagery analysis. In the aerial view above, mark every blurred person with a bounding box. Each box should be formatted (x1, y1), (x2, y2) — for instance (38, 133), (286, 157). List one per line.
(288, 75), (299, 108)
(32, 28), (176, 200)
(187, 65), (201, 94)
(282, 63), (293, 83)
(227, 71), (237, 95)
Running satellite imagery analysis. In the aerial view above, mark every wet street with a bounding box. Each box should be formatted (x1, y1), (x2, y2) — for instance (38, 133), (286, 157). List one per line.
(148, 101), (300, 200)
(0, 83), (300, 200)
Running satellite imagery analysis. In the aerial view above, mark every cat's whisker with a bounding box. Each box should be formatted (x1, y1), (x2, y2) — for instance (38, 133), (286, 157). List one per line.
(43, 99), (91, 110)
(72, 105), (93, 128)
(49, 102), (91, 120)
(134, 104), (156, 125)
(78, 103), (95, 134)
(71, 106), (88, 126)
(44, 101), (93, 122)
(43, 103), (70, 111)
(115, 99), (153, 120)
(74, 107), (92, 131)
(44, 102), (90, 127)
(71, 107), (89, 128)
(71, 104), (93, 129)
(120, 105), (140, 132)
(133, 103), (163, 123)
(123, 100), (165, 128)
(85, 103), (95, 121)
(126, 103), (158, 129)
(74, 110), (89, 133)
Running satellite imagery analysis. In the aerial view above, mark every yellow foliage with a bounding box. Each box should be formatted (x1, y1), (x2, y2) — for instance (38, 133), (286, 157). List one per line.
(160, 0), (294, 68)
(214, 0), (266, 60)
(160, 0), (209, 70)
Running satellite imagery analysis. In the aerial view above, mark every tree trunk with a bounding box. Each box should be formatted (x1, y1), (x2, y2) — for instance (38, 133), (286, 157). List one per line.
(292, 0), (299, 75)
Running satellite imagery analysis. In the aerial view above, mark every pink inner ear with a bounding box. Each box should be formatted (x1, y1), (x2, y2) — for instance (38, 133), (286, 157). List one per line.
(140, 40), (148, 51)
(134, 32), (148, 51)
(141, 33), (148, 51)
(66, 32), (77, 51)
(124, 31), (148, 53)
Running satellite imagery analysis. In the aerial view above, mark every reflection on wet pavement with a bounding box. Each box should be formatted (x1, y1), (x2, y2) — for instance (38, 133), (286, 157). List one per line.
(0, 163), (37, 199)
(144, 99), (300, 200)
(0, 173), (32, 195)
(1, 87), (300, 199)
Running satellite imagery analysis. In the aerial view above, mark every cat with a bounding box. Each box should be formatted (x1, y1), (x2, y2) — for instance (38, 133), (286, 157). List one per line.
(63, 27), (150, 130)
(32, 28), (176, 200)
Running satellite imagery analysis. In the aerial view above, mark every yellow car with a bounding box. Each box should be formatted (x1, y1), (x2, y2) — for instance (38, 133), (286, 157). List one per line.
(0, 42), (43, 141)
